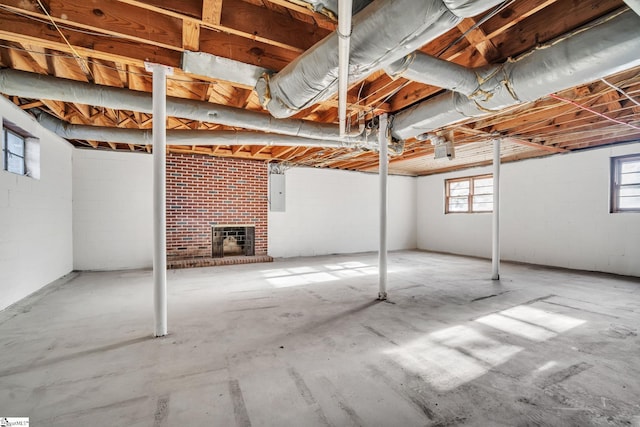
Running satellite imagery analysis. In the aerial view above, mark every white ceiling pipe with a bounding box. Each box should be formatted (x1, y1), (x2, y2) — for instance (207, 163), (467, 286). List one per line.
(338, 0), (353, 137)
(392, 10), (640, 141)
(255, 0), (506, 118)
(624, 0), (640, 16)
(385, 52), (479, 96)
(36, 113), (345, 148)
(0, 69), (366, 144)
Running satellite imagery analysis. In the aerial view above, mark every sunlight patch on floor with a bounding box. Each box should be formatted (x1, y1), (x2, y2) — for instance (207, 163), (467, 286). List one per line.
(260, 262), (380, 288)
(386, 304), (585, 391)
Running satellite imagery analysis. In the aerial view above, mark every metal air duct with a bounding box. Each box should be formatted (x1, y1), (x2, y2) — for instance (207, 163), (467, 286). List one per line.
(385, 52), (478, 96)
(392, 10), (640, 141)
(255, 0), (506, 118)
(0, 69), (366, 144)
(35, 113), (345, 147)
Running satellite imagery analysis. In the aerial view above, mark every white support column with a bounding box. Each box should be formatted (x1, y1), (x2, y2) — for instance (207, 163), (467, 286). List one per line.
(338, 0), (353, 137)
(491, 138), (501, 280)
(378, 114), (388, 300)
(145, 62), (173, 337)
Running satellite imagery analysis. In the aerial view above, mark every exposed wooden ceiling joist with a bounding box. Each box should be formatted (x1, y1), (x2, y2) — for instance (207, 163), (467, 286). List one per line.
(0, 0), (637, 176)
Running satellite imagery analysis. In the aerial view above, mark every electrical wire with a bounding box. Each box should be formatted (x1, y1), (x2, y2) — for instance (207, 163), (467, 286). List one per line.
(549, 93), (640, 131)
(33, 0), (93, 78)
(436, 0), (517, 58)
(601, 78), (640, 108)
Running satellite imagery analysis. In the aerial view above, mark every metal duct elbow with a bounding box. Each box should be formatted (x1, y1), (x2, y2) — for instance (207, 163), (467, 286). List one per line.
(256, 0), (506, 118)
(392, 10), (640, 141)
(385, 52), (479, 96)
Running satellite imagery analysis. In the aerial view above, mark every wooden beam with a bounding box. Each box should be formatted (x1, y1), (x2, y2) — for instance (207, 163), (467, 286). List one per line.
(250, 145), (267, 157)
(219, 0), (329, 52)
(457, 125), (567, 153)
(282, 146), (309, 161)
(41, 99), (66, 119)
(19, 101), (44, 110)
(91, 59), (125, 88)
(202, 0), (223, 25)
(114, 0), (330, 51)
(271, 146), (297, 158)
(114, 63), (129, 87)
(0, 9), (182, 68)
(169, 145), (273, 160)
(199, 27), (299, 72)
(16, 42), (50, 73)
(182, 20), (201, 51)
(51, 54), (89, 83)
(489, 0), (622, 60)
(505, 136), (567, 153)
(456, 18), (500, 65)
(6, 44), (48, 74)
(483, 0), (575, 40)
(265, 0), (337, 31)
(0, 1), (180, 52)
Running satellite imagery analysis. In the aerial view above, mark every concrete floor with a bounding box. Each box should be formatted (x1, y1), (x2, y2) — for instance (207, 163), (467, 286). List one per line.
(0, 250), (639, 426)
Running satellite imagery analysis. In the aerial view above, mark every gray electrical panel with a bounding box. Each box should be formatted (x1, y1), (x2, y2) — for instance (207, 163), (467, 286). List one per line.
(269, 173), (286, 212)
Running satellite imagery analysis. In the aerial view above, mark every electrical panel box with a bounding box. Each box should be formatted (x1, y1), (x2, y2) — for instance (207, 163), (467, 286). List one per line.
(269, 173), (286, 212)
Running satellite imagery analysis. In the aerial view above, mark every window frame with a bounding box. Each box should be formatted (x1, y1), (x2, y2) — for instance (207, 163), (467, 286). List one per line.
(2, 125), (27, 176)
(445, 174), (494, 214)
(611, 154), (640, 213)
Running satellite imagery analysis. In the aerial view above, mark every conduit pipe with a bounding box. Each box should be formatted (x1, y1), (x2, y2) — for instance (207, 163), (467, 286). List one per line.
(36, 113), (346, 148)
(338, 0), (353, 137)
(255, 0), (506, 118)
(392, 9), (640, 141)
(0, 69), (367, 144)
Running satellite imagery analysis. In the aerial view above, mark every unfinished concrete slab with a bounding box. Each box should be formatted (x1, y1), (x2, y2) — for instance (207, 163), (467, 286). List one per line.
(0, 250), (639, 426)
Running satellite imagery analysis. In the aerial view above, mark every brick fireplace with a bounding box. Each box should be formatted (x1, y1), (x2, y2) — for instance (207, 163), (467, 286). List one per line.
(166, 154), (270, 268)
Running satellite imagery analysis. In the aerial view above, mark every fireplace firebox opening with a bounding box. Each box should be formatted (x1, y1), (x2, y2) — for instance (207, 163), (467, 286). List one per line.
(212, 225), (255, 258)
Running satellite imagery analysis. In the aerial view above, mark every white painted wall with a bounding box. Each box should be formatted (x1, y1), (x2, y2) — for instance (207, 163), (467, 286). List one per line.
(417, 142), (640, 277)
(73, 149), (153, 270)
(0, 98), (73, 311)
(269, 167), (417, 258)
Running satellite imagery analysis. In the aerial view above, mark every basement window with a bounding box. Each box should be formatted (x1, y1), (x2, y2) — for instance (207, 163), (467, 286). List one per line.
(445, 174), (493, 213)
(2, 121), (39, 179)
(611, 154), (640, 213)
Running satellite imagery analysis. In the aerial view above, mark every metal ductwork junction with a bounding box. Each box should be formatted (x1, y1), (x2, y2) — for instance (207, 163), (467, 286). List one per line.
(0, 69), (369, 145)
(35, 113), (345, 148)
(391, 9), (640, 141)
(293, 0), (372, 18)
(385, 52), (478, 96)
(255, 0), (506, 118)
